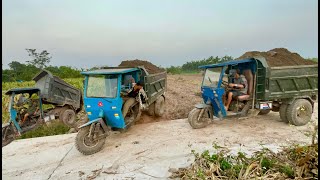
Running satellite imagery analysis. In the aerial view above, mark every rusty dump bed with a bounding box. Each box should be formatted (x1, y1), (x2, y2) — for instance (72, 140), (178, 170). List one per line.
(33, 70), (82, 111)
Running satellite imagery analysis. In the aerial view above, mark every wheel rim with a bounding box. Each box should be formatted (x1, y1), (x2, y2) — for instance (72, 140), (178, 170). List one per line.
(296, 105), (311, 119)
(64, 111), (75, 124)
(83, 132), (99, 148)
(195, 109), (206, 124)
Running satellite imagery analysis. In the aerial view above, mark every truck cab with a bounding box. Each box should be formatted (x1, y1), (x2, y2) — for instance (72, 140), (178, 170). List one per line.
(81, 67), (143, 129)
(76, 66), (167, 155)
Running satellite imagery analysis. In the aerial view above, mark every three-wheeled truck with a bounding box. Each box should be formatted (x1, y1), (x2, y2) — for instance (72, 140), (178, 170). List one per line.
(2, 70), (83, 147)
(75, 66), (166, 155)
(188, 57), (318, 129)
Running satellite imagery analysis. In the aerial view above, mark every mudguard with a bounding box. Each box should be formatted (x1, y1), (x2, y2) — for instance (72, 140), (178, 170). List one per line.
(78, 118), (109, 133)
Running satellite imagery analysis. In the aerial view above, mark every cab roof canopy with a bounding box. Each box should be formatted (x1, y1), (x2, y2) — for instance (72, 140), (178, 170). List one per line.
(81, 67), (140, 75)
(198, 58), (262, 69)
(5, 88), (40, 95)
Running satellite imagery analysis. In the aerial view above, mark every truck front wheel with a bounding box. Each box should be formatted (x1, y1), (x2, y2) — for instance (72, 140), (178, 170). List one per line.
(154, 96), (165, 117)
(75, 125), (106, 155)
(286, 99), (312, 126)
(188, 108), (209, 129)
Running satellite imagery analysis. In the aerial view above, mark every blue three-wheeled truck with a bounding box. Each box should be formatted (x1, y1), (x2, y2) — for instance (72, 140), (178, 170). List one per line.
(188, 57), (318, 129)
(75, 66), (167, 155)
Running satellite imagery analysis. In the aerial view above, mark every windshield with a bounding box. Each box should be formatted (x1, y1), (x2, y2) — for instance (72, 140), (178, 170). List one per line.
(86, 75), (118, 98)
(202, 67), (223, 87)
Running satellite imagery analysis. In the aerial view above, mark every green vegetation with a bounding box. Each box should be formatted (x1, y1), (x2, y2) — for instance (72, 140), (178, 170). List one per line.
(18, 121), (70, 139)
(171, 125), (318, 179)
(2, 49), (83, 82)
(166, 56), (233, 74)
(306, 57), (318, 62)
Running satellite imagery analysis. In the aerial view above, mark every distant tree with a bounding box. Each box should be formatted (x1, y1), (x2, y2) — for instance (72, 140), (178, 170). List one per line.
(26, 49), (52, 69)
(306, 58), (318, 62)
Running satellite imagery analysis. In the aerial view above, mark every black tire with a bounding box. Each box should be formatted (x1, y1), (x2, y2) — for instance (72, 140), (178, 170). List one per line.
(188, 108), (209, 129)
(58, 107), (68, 121)
(286, 99), (312, 126)
(258, 109), (271, 115)
(2, 124), (16, 147)
(279, 104), (289, 122)
(61, 109), (76, 128)
(272, 106), (280, 112)
(154, 96), (165, 117)
(75, 126), (106, 155)
(147, 102), (155, 116)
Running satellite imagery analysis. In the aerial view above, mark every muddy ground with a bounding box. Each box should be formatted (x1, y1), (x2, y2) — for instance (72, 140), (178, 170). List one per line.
(3, 73), (318, 179)
(3, 103), (318, 179)
(137, 74), (203, 124)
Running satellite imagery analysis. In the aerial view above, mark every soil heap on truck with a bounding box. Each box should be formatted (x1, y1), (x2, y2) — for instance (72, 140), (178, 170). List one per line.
(188, 54), (318, 129)
(75, 64), (167, 155)
(2, 70), (83, 147)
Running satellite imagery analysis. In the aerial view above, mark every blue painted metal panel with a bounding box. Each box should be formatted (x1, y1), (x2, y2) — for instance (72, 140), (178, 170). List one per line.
(83, 74), (126, 129)
(9, 93), (22, 132)
(81, 68), (140, 75)
(199, 58), (254, 69)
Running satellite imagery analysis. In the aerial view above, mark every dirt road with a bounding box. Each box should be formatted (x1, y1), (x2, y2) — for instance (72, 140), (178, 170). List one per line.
(3, 103), (318, 180)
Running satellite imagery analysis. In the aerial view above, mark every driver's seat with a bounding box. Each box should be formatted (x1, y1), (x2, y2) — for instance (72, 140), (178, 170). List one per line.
(236, 69), (253, 102)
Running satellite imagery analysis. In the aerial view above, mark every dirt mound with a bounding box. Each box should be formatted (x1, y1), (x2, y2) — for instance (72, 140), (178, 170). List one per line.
(118, 59), (165, 74)
(237, 48), (316, 67)
(136, 74), (203, 124)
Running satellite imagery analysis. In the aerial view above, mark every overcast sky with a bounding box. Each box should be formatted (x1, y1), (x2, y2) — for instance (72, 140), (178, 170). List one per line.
(2, 0), (318, 69)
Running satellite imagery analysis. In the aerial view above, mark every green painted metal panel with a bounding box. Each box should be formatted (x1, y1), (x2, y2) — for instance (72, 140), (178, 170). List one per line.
(144, 71), (167, 105)
(266, 65), (318, 100)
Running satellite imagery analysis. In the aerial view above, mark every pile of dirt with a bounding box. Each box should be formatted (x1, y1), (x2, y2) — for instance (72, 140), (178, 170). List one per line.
(237, 48), (317, 67)
(118, 59), (165, 74)
(136, 74), (203, 124)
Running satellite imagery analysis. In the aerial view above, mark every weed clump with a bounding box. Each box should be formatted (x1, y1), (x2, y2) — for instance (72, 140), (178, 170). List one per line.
(170, 128), (318, 179)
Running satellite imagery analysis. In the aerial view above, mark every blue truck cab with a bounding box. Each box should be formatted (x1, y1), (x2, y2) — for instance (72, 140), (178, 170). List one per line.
(75, 66), (167, 155)
(80, 68), (142, 129)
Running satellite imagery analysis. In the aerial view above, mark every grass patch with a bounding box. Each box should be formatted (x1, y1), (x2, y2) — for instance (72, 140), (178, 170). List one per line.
(170, 126), (318, 179)
(18, 121), (70, 139)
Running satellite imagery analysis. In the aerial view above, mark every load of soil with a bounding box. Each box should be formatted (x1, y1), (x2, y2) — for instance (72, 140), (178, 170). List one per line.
(118, 59), (165, 74)
(237, 48), (317, 67)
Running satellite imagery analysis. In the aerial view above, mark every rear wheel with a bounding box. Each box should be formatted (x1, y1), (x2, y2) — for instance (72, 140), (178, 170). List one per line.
(188, 108), (209, 129)
(154, 96), (165, 117)
(286, 99), (312, 126)
(61, 109), (76, 128)
(147, 102), (155, 116)
(279, 104), (289, 122)
(75, 125), (106, 155)
(258, 109), (271, 115)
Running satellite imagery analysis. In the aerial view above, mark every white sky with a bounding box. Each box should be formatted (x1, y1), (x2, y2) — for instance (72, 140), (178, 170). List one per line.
(2, 0), (318, 69)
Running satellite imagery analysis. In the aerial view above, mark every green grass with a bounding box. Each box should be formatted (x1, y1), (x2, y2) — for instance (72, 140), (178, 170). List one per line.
(18, 121), (70, 139)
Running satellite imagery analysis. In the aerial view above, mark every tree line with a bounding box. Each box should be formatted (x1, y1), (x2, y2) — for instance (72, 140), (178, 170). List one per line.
(2, 49), (83, 82)
(166, 55), (233, 74)
(3, 49), (317, 81)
